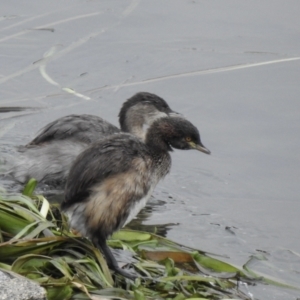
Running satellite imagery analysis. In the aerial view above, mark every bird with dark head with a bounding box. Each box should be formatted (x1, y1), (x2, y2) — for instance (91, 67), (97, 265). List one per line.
(30, 92), (176, 145)
(8, 92), (177, 187)
(62, 116), (210, 280)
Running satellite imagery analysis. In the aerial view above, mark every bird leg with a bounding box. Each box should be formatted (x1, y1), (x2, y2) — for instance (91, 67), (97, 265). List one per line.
(95, 239), (136, 280)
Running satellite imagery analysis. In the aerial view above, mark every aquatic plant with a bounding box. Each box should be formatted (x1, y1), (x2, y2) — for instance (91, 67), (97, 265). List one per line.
(0, 181), (298, 300)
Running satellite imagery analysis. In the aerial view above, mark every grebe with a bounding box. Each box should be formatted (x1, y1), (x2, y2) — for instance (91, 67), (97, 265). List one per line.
(9, 92), (177, 186)
(62, 116), (210, 279)
(29, 92), (175, 145)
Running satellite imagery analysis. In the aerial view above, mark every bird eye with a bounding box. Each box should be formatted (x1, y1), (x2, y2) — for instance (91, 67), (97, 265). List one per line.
(185, 137), (192, 142)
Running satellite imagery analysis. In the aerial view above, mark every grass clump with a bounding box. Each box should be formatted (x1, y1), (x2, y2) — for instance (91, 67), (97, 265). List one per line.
(0, 183), (298, 299)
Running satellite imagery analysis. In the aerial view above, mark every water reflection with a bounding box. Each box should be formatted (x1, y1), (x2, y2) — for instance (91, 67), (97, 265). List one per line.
(126, 197), (178, 237)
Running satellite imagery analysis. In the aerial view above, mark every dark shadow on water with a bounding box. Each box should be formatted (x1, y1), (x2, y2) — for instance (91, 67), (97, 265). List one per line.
(0, 107), (38, 113)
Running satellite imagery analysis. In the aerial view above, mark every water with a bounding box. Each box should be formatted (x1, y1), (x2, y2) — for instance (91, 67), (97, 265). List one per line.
(1, 1), (300, 298)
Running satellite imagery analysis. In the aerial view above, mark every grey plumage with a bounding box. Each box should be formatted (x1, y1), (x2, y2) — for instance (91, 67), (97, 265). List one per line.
(28, 114), (119, 145)
(8, 92), (176, 186)
(62, 116), (210, 279)
(29, 92), (174, 145)
(64, 133), (167, 240)
(13, 141), (87, 186)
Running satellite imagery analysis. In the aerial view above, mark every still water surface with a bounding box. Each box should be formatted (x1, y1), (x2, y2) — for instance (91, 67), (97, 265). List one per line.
(1, 1), (300, 299)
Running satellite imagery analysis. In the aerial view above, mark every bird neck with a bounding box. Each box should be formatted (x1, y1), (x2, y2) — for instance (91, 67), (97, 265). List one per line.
(119, 106), (145, 140)
(145, 125), (172, 153)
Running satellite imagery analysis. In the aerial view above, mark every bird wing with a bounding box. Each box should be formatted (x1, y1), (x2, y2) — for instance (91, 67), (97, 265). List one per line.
(63, 134), (152, 207)
(28, 114), (120, 145)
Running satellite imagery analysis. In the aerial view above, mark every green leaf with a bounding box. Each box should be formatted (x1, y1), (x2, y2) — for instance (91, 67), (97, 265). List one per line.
(0, 263), (11, 270)
(12, 220), (40, 240)
(134, 290), (146, 300)
(0, 208), (30, 235)
(0, 192), (41, 215)
(112, 230), (151, 242)
(47, 285), (73, 300)
(185, 298), (210, 300)
(22, 178), (38, 197)
(192, 252), (239, 274)
(12, 254), (51, 273)
(173, 294), (186, 300)
(1, 188), (300, 300)
(142, 250), (193, 263)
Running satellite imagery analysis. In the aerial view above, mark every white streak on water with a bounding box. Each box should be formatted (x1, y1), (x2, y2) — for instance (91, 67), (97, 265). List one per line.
(93, 57), (300, 91)
(122, 0), (140, 17)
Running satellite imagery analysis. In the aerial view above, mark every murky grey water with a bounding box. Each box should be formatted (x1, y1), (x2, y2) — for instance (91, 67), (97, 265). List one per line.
(1, 1), (300, 298)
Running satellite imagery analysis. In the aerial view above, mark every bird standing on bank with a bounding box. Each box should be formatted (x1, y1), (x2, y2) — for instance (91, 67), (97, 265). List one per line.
(62, 116), (210, 279)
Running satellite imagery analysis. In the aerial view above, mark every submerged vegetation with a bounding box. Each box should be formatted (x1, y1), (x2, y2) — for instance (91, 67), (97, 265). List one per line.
(0, 181), (298, 300)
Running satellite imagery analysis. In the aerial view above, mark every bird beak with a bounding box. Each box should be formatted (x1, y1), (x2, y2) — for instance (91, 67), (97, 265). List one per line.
(189, 141), (211, 154)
